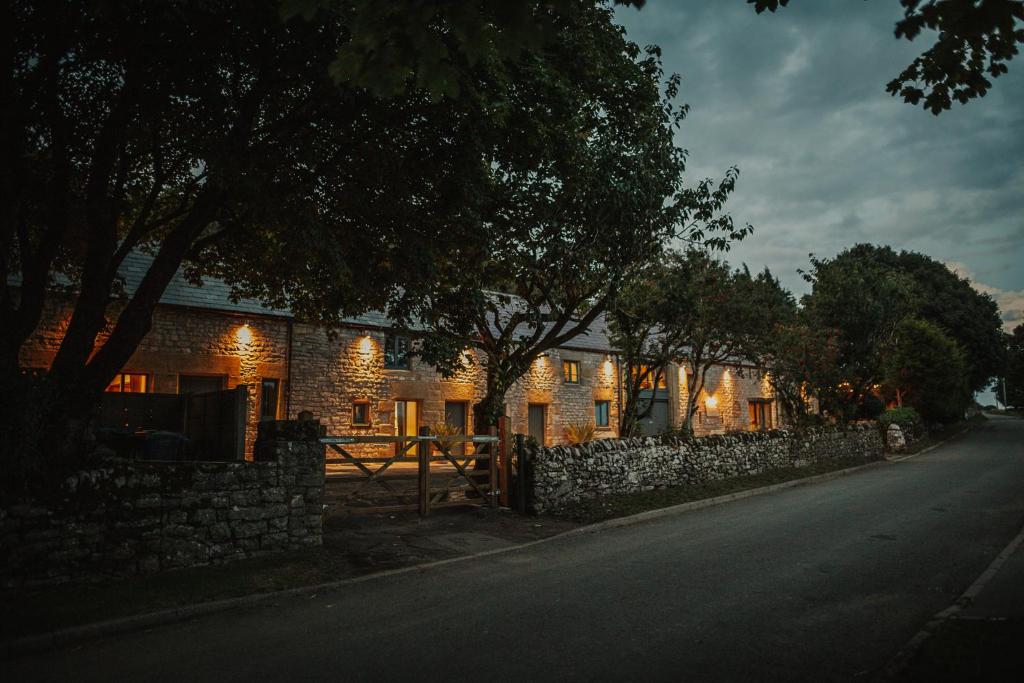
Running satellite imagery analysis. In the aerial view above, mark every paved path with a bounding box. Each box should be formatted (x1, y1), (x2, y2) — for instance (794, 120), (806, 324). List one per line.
(8, 419), (1024, 682)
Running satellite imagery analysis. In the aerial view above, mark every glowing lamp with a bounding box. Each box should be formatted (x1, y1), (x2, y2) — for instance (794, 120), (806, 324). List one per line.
(235, 324), (253, 345)
(705, 395), (719, 409)
(358, 334), (374, 355)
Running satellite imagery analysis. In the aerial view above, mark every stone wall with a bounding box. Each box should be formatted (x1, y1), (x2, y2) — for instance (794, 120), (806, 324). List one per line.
(0, 420), (324, 588)
(528, 423), (883, 514)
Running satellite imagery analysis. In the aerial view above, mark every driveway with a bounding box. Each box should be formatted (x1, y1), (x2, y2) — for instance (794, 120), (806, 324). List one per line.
(8, 418), (1024, 682)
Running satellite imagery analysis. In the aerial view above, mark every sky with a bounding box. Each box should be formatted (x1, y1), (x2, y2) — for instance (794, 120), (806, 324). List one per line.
(613, 0), (1024, 336)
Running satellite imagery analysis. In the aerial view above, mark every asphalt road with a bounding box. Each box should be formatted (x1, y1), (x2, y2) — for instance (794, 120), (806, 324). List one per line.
(8, 418), (1024, 682)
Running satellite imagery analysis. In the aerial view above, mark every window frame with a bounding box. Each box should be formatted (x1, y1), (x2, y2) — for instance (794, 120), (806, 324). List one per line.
(594, 400), (611, 428)
(384, 333), (412, 370)
(260, 378), (280, 421)
(562, 360), (581, 384)
(351, 400), (371, 427)
(748, 398), (774, 431)
(105, 372), (150, 393)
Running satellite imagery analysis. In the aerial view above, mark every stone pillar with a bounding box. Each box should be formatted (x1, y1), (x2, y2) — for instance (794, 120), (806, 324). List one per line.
(254, 419), (326, 548)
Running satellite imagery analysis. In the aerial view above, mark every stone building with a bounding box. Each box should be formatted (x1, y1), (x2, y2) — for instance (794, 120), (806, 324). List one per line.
(19, 255), (782, 457)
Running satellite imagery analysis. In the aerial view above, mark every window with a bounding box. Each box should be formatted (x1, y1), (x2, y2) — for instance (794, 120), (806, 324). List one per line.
(633, 365), (667, 390)
(595, 400), (610, 428)
(105, 373), (148, 393)
(260, 379), (280, 420)
(384, 334), (411, 369)
(562, 360), (580, 384)
(749, 399), (774, 431)
(351, 400), (371, 426)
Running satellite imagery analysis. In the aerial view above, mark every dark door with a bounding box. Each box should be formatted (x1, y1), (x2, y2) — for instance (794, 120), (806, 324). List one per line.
(639, 391), (670, 437)
(179, 374), (225, 395)
(444, 401), (467, 455)
(528, 404), (546, 445)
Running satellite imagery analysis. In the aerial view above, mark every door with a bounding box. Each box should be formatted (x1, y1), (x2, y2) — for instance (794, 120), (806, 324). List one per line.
(528, 404), (546, 445)
(394, 400), (419, 438)
(444, 401), (467, 455)
(639, 395), (670, 437)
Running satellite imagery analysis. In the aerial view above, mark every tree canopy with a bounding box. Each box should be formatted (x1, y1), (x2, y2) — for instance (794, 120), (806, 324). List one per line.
(800, 244), (1004, 421)
(750, 0), (1024, 114)
(409, 6), (747, 429)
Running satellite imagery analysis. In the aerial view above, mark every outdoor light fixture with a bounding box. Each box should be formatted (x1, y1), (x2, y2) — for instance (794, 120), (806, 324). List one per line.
(358, 333), (374, 355)
(705, 395), (719, 410)
(235, 324), (253, 345)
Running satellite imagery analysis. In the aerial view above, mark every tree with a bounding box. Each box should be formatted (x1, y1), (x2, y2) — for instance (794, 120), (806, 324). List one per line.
(2, 1), (698, 495)
(749, 0), (1024, 114)
(994, 324), (1024, 407)
(671, 253), (792, 432)
(607, 253), (697, 438)
(883, 317), (970, 423)
(809, 245), (1004, 396)
(414, 7), (748, 432)
(762, 316), (841, 427)
(800, 248), (917, 419)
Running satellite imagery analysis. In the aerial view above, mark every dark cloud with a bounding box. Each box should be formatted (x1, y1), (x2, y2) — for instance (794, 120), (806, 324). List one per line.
(615, 0), (1024, 306)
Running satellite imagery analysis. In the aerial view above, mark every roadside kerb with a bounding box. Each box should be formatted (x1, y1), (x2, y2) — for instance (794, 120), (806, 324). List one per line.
(4, 424), (974, 660)
(877, 520), (1024, 681)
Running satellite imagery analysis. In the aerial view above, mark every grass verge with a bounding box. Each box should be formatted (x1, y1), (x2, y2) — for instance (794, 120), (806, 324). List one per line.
(900, 415), (985, 457)
(553, 455), (881, 524)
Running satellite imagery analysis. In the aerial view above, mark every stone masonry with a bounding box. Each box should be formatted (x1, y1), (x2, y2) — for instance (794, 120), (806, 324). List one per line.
(528, 423), (884, 514)
(0, 420), (324, 588)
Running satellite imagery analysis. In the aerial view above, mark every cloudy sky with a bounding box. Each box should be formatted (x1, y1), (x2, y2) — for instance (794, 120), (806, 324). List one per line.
(614, 0), (1024, 333)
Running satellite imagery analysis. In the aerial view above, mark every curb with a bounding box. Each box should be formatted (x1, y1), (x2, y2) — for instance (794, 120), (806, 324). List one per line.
(877, 520), (1024, 681)
(4, 427), (971, 660)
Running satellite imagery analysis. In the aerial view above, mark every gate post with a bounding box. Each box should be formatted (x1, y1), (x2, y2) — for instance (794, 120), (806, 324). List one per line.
(499, 416), (512, 507)
(488, 426), (499, 508)
(515, 433), (528, 514)
(417, 426), (431, 517)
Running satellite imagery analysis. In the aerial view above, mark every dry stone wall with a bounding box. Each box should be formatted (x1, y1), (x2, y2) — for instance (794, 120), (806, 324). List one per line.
(528, 423), (883, 514)
(0, 420), (324, 588)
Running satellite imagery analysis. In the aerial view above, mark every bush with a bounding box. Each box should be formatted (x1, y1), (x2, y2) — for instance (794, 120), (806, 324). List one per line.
(879, 407), (924, 440)
(564, 422), (596, 445)
(857, 394), (886, 420)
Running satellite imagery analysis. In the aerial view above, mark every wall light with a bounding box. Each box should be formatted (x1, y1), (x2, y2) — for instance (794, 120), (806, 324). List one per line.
(358, 333), (374, 355)
(705, 395), (719, 410)
(235, 324), (253, 345)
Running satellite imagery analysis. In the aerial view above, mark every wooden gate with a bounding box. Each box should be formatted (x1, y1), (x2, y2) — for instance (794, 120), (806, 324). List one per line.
(320, 429), (501, 516)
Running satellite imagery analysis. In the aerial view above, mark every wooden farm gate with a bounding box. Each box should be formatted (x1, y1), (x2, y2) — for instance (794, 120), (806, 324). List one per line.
(320, 428), (503, 516)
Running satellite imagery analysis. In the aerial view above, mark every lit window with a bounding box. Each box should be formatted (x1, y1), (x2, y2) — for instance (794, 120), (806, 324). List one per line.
(633, 365), (667, 390)
(105, 373), (148, 393)
(352, 400), (371, 426)
(749, 399), (773, 431)
(595, 400), (610, 428)
(563, 360), (580, 384)
(384, 334), (411, 369)
(260, 379), (280, 420)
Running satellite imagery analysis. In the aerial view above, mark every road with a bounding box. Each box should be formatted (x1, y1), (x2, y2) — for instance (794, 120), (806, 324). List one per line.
(8, 417), (1024, 682)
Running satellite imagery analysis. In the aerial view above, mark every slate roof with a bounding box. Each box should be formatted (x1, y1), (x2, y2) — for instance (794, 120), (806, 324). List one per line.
(117, 253), (615, 352)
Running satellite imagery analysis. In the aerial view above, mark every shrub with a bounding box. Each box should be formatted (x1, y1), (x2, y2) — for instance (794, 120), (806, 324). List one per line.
(429, 422), (463, 452)
(857, 394), (886, 420)
(879, 407), (924, 440)
(564, 422), (596, 445)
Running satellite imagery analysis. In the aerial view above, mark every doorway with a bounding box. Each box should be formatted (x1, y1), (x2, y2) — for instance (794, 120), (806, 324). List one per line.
(528, 404), (546, 445)
(394, 400), (419, 438)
